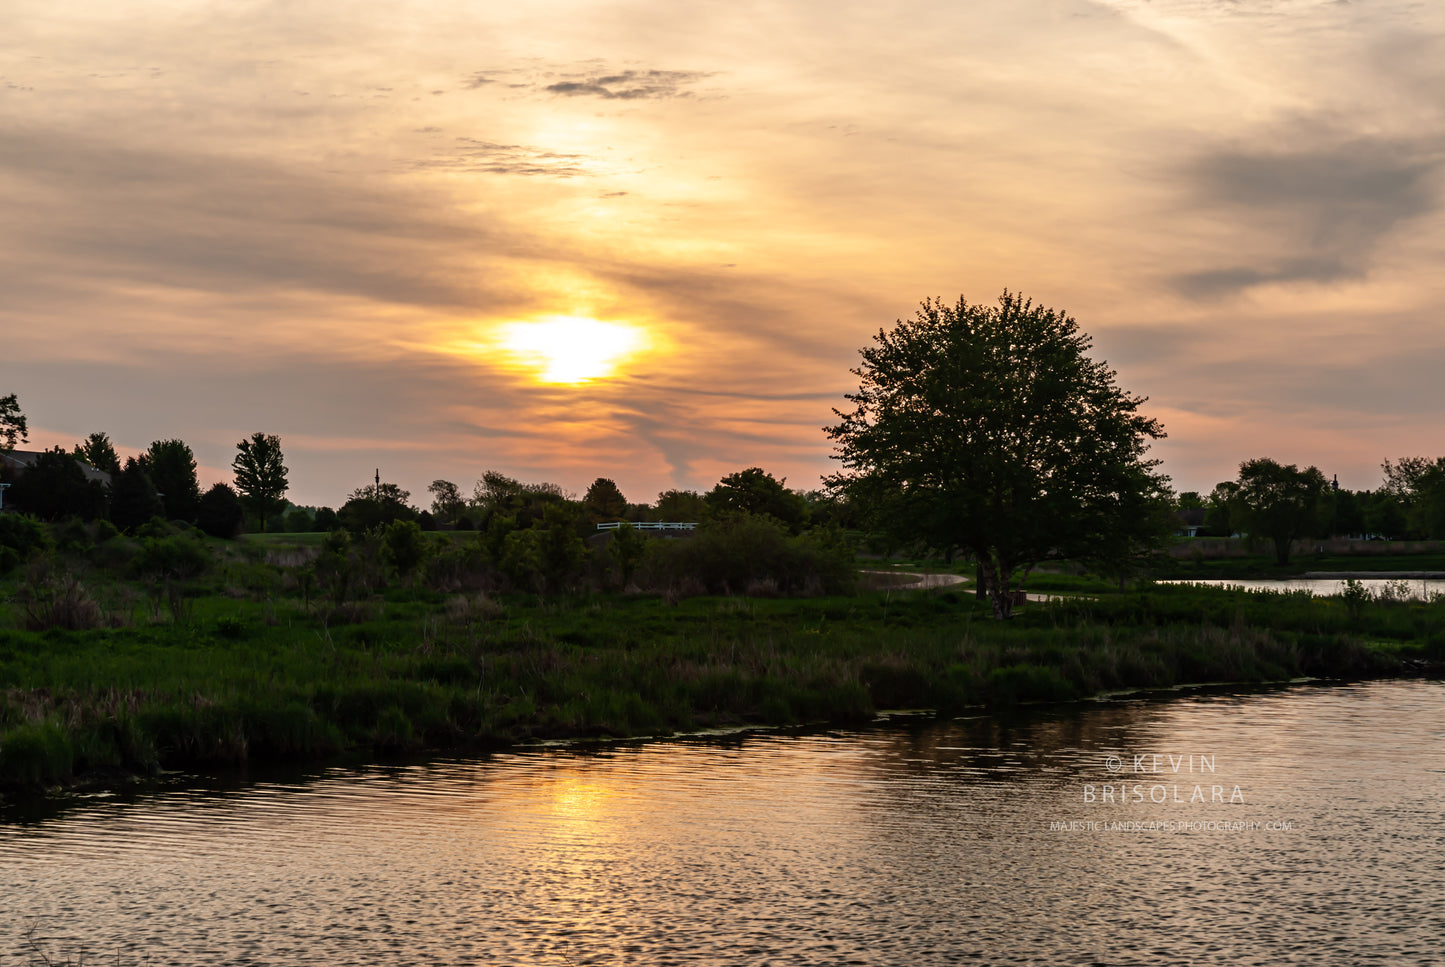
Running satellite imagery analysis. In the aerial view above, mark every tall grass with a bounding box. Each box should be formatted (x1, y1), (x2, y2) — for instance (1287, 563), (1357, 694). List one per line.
(2, 525), (1441, 794)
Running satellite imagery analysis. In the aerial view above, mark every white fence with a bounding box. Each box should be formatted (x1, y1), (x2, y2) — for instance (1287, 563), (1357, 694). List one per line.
(596, 521), (697, 531)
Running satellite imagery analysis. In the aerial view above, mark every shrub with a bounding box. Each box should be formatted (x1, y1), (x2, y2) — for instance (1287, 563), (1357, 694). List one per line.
(17, 567), (104, 631)
(381, 519), (429, 581)
(0, 513), (50, 572)
(1341, 578), (1370, 620)
(635, 514), (855, 596)
(216, 615), (246, 639)
(134, 534), (212, 579)
(54, 517), (94, 553)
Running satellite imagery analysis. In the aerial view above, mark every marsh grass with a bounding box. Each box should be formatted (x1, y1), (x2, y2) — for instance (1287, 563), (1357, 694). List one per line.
(2, 536), (1441, 794)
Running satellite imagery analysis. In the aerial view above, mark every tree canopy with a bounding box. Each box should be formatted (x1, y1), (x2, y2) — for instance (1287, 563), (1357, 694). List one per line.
(144, 438), (202, 522)
(705, 467), (807, 532)
(1381, 456), (1445, 539)
(826, 291), (1170, 617)
(197, 482), (245, 538)
(654, 489), (706, 521)
(583, 477), (628, 520)
(338, 480), (416, 533)
(427, 479), (466, 524)
(232, 433), (289, 532)
(73, 432), (122, 476)
(110, 456), (165, 532)
(1232, 458), (1329, 564)
(0, 394), (26, 452)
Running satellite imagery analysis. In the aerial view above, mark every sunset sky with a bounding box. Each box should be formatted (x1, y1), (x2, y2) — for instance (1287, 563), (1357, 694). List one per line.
(4, 0), (1443, 509)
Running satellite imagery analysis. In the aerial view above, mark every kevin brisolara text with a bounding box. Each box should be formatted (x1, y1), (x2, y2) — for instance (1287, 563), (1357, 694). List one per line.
(1083, 783), (1245, 804)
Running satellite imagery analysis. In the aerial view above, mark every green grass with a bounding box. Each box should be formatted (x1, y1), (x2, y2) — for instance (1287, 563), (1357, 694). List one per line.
(2, 535), (1442, 797)
(240, 531), (331, 546)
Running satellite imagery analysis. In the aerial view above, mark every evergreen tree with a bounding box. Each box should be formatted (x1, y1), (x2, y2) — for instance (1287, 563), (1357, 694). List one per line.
(231, 433), (289, 532)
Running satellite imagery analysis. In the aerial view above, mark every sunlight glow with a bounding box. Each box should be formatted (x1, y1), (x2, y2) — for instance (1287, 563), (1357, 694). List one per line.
(499, 316), (649, 384)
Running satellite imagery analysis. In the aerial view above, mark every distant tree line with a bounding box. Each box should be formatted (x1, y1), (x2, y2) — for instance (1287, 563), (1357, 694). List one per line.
(0, 396), (285, 539)
(1177, 456), (1445, 564)
(1, 394), (860, 596)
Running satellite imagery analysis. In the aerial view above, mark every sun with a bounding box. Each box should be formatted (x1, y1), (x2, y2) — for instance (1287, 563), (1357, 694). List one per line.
(498, 316), (648, 385)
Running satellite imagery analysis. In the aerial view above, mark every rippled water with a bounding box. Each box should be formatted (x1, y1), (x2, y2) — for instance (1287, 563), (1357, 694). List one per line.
(4, 680), (1443, 966)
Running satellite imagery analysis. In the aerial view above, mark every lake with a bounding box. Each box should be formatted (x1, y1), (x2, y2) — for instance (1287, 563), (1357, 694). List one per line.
(4, 680), (1442, 965)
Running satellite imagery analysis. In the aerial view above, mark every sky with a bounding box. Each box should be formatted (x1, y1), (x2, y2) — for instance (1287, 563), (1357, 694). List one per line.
(3, 0), (1444, 509)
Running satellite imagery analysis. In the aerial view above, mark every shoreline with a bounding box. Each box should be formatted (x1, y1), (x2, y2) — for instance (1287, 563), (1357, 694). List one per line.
(8, 659), (1439, 808)
(5, 559), (1445, 802)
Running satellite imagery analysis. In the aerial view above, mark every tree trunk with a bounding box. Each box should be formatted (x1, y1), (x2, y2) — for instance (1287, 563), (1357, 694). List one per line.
(978, 553), (1014, 619)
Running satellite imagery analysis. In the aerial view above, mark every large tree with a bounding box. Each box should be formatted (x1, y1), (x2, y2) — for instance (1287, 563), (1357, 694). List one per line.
(654, 488), (706, 521)
(0, 393), (26, 452)
(1233, 458), (1329, 565)
(144, 438), (202, 522)
(826, 291), (1170, 618)
(583, 477), (628, 520)
(73, 432), (122, 475)
(196, 482), (245, 538)
(1381, 456), (1445, 539)
(231, 433), (289, 532)
(110, 457), (165, 532)
(338, 480), (416, 534)
(706, 467), (808, 532)
(427, 479), (466, 524)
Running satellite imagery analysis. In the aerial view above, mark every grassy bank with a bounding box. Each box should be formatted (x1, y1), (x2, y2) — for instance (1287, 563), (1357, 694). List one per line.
(3, 565), (1441, 795)
(1156, 542), (1445, 579)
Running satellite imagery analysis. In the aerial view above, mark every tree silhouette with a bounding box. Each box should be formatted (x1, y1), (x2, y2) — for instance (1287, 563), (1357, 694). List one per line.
(827, 291), (1170, 617)
(0, 394), (27, 452)
(73, 432), (121, 475)
(231, 433), (289, 533)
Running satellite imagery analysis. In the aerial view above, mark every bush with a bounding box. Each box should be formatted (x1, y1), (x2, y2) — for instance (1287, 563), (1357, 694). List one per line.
(635, 514), (855, 596)
(17, 567), (105, 631)
(216, 615), (246, 639)
(381, 519), (429, 581)
(134, 534), (212, 579)
(0, 513), (50, 572)
(54, 517), (95, 553)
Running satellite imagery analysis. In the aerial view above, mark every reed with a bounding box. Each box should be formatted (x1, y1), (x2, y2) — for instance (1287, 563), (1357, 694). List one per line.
(2, 534), (1440, 795)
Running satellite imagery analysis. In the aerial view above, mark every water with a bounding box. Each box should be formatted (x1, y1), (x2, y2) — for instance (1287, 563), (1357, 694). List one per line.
(4, 681), (1443, 966)
(1159, 576), (1445, 600)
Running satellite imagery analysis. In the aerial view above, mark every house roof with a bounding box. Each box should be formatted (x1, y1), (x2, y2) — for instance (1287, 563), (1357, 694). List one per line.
(0, 449), (113, 486)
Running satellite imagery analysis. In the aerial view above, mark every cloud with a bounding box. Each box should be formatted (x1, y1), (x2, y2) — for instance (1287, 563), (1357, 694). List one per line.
(0, 126), (544, 315)
(543, 69), (709, 100)
(416, 138), (598, 177)
(1171, 135), (1442, 297)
